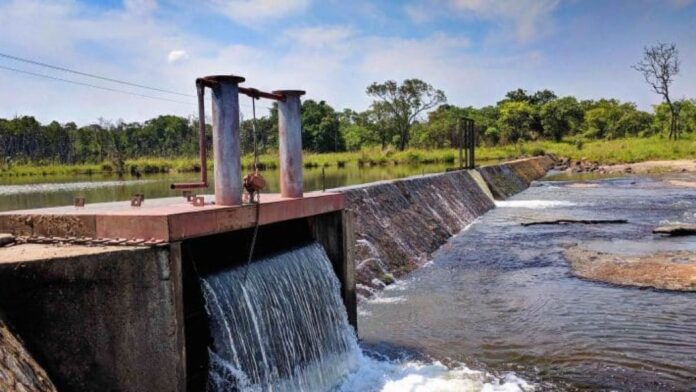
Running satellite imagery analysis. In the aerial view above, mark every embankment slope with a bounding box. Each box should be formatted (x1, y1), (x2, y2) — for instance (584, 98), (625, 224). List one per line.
(339, 156), (554, 297)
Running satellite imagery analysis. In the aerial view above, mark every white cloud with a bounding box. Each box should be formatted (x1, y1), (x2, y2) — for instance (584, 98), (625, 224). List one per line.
(207, 0), (310, 26)
(123, 0), (158, 15)
(284, 26), (354, 48)
(452, 0), (560, 42)
(167, 50), (189, 63)
(405, 0), (561, 43)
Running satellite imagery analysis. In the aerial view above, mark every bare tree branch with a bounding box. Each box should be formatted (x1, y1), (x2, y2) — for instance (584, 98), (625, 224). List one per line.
(632, 43), (681, 139)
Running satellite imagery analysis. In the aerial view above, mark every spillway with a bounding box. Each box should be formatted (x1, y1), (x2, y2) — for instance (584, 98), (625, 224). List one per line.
(201, 242), (359, 391)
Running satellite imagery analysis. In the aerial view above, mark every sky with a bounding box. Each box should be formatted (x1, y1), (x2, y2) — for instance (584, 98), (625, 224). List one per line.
(0, 0), (695, 125)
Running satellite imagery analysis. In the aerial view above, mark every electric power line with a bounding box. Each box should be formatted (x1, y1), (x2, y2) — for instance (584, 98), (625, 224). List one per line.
(0, 51), (194, 97)
(0, 64), (193, 105)
(0, 51), (274, 112)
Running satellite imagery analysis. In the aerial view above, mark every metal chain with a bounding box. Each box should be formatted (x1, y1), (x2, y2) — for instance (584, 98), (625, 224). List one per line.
(251, 95), (259, 174)
(12, 235), (167, 247)
(243, 95), (262, 283)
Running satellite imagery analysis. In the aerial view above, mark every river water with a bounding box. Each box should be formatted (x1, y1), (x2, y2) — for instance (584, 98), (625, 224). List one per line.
(360, 173), (696, 391)
(0, 163), (456, 212)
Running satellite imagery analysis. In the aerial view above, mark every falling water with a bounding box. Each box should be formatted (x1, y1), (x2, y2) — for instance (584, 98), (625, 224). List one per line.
(200, 242), (360, 391)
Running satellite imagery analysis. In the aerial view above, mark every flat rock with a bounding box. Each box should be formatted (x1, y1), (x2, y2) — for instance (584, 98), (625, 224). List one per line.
(0, 233), (15, 247)
(653, 224), (696, 236)
(564, 247), (696, 291)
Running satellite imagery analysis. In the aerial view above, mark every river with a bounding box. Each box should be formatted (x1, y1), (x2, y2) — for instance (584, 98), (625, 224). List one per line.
(359, 172), (696, 390)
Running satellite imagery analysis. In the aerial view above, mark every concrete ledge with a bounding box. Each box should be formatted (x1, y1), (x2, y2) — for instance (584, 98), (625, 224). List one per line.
(0, 192), (344, 242)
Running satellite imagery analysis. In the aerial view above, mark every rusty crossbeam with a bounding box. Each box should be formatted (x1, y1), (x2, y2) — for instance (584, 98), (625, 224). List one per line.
(171, 76), (289, 192)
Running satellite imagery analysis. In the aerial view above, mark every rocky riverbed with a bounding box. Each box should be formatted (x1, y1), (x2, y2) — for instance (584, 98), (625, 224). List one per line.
(554, 157), (696, 176)
(565, 247), (696, 291)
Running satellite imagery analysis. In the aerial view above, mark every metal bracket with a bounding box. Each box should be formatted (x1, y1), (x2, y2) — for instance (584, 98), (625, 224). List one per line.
(192, 196), (205, 207)
(74, 197), (85, 207)
(131, 193), (145, 207)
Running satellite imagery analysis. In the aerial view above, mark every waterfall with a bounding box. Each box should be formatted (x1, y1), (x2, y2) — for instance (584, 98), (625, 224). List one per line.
(200, 242), (360, 391)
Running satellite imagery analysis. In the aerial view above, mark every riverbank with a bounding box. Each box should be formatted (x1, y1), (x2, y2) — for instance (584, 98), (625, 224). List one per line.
(2, 134), (694, 178)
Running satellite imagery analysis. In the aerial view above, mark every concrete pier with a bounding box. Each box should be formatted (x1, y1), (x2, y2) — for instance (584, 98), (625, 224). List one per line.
(275, 90), (305, 198)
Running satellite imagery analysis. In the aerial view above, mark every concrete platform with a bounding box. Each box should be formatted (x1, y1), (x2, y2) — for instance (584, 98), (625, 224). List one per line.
(0, 192), (344, 242)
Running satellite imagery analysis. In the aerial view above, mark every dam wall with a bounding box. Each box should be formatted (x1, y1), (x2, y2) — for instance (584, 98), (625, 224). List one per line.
(0, 156), (552, 390)
(339, 156), (553, 297)
(478, 155), (555, 199)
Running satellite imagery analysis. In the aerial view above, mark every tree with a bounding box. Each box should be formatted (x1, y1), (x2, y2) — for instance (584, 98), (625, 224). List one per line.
(301, 100), (343, 153)
(633, 43), (681, 139)
(582, 99), (652, 139)
(654, 99), (696, 135)
(540, 97), (584, 141)
(497, 101), (536, 143)
(366, 79), (446, 150)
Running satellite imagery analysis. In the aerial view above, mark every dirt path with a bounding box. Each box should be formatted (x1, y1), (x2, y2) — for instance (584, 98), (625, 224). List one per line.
(602, 159), (696, 175)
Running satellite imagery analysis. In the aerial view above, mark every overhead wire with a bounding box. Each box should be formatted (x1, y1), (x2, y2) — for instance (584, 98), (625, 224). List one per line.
(0, 51), (193, 97)
(0, 50), (275, 112)
(0, 64), (192, 105)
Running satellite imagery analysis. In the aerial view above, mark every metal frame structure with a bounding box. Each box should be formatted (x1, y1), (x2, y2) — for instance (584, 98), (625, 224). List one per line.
(458, 117), (476, 169)
(170, 75), (305, 205)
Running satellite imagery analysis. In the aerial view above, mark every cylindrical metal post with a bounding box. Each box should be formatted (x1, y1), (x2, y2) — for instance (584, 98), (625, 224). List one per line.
(210, 75), (245, 205)
(274, 90), (306, 198)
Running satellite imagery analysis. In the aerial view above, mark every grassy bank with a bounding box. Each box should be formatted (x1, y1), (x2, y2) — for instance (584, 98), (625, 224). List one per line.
(1, 134), (694, 178)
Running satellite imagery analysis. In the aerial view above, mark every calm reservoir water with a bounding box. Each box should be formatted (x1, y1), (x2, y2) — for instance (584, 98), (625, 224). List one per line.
(360, 173), (696, 391)
(0, 163), (456, 212)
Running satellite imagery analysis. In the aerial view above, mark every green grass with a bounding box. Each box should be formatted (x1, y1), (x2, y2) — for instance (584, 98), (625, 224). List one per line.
(1, 134), (694, 178)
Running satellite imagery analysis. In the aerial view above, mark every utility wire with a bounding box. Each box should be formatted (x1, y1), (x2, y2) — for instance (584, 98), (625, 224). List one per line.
(0, 51), (274, 111)
(0, 64), (192, 105)
(0, 51), (194, 97)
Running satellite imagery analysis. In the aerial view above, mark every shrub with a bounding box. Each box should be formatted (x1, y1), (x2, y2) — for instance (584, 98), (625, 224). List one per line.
(531, 148), (545, 156)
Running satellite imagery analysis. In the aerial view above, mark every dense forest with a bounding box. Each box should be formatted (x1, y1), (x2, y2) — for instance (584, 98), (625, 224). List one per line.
(1, 83), (695, 168)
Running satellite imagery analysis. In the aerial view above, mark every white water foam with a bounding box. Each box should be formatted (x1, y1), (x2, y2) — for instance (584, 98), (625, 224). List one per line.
(495, 200), (577, 209)
(338, 354), (534, 392)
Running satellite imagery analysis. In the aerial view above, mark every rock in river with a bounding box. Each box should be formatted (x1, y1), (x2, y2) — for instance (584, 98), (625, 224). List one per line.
(564, 247), (696, 291)
(653, 224), (696, 236)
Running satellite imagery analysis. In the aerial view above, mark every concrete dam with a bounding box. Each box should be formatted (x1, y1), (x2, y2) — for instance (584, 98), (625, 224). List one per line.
(0, 74), (554, 391)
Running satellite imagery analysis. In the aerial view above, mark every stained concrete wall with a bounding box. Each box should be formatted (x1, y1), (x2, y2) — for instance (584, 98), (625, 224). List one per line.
(338, 156), (553, 298)
(478, 155), (555, 199)
(0, 243), (185, 392)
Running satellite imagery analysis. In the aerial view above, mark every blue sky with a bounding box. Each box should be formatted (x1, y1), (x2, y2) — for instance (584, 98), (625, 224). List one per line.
(0, 0), (694, 124)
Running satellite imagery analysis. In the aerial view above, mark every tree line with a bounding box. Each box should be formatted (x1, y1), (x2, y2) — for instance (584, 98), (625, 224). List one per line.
(1, 86), (694, 166)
